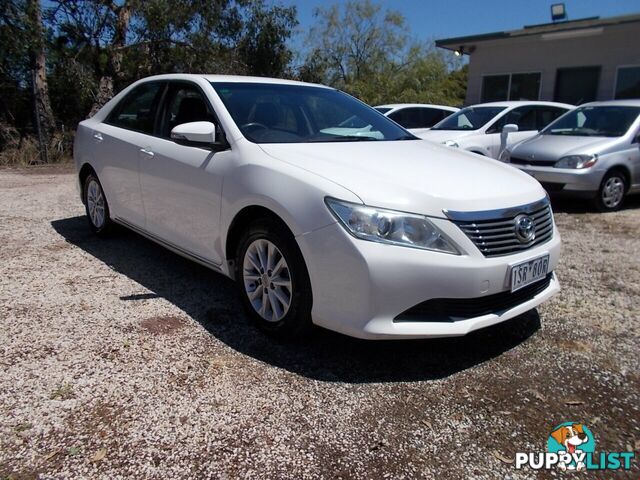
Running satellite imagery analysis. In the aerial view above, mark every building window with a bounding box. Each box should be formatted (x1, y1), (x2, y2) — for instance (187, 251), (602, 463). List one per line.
(509, 73), (541, 101)
(481, 75), (509, 102)
(615, 66), (640, 99)
(554, 66), (600, 105)
(481, 73), (540, 102)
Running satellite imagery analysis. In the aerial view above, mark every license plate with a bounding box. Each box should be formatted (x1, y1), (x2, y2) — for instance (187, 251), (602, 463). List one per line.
(510, 255), (549, 292)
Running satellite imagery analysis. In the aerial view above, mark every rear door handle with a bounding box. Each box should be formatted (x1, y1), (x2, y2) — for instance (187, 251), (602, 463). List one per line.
(139, 148), (154, 157)
(93, 132), (103, 142)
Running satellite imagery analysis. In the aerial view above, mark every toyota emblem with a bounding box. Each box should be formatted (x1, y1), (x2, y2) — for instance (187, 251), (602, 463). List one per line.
(514, 214), (535, 243)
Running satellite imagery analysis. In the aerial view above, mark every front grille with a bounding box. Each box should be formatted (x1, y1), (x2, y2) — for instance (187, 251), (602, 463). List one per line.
(451, 200), (554, 257)
(394, 274), (552, 322)
(510, 156), (556, 167)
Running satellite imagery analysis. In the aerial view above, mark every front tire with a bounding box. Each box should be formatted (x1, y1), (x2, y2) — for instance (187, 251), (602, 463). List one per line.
(235, 219), (312, 338)
(595, 170), (627, 212)
(83, 173), (113, 236)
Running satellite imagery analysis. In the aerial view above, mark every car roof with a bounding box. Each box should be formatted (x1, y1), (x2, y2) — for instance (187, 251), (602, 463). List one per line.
(136, 73), (332, 89)
(463, 101), (574, 109)
(375, 103), (459, 112)
(577, 99), (640, 108)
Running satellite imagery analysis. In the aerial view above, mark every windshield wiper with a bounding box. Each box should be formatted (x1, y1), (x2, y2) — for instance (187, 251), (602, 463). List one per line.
(307, 135), (379, 142)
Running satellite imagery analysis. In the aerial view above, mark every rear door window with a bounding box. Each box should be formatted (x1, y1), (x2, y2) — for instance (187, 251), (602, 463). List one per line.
(106, 82), (164, 135)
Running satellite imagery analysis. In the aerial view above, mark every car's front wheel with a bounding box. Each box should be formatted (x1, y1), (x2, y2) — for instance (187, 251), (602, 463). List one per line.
(83, 173), (113, 235)
(235, 218), (312, 338)
(595, 169), (627, 212)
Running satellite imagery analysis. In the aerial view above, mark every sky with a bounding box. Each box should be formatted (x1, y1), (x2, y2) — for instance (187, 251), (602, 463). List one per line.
(282, 0), (640, 52)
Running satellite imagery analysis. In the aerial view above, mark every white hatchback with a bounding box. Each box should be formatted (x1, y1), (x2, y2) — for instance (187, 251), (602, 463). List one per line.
(374, 103), (459, 135)
(418, 101), (573, 159)
(74, 74), (561, 339)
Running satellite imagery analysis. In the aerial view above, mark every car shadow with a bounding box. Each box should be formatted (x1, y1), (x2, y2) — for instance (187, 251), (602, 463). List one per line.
(550, 193), (640, 214)
(51, 216), (541, 383)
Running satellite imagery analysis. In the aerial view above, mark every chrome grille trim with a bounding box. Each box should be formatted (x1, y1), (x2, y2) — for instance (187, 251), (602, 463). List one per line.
(447, 199), (554, 257)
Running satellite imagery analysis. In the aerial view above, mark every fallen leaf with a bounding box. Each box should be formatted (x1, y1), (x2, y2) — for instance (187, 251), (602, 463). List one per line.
(635, 439), (640, 451)
(493, 450), (514, 464)
(528, 389), (546, 402)
(44, 449), (61, 461)
(420, 420), (432, 429)
(563, 399), (585, 406)
(90, 448), (107, 462)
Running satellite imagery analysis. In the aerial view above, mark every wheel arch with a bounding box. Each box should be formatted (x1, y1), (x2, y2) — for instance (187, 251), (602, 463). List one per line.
(225, 205), (297, 268)
(604, 164), (632, 188)
(78, 163), (97, 204)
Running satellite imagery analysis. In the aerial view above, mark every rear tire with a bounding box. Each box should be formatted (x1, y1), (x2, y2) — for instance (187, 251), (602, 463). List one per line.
(83, 173), (113, 236)
(594, 169), (627, 212)
(235, 218), (312, 339)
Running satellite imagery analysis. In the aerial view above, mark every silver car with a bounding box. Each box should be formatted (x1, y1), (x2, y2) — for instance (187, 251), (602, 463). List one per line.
(506, 100), (640, 211)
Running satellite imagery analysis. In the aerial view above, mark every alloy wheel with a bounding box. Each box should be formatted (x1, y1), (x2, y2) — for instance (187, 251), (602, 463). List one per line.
(242, 239), (292, 322)
(86, 179), (106, 228)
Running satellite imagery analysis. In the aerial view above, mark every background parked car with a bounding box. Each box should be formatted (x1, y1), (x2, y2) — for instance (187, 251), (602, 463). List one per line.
(374, 104), (458, 134)
(417, 101), (573, 159)
(505, 100), (640, 211)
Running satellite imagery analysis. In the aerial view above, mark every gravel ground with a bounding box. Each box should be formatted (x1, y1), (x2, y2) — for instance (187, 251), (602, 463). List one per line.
(1, 167), (638, 479)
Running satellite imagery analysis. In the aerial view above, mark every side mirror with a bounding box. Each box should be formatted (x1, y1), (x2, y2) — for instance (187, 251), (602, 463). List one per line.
(499, 124), (519, 160)
(171, 121), (219, 148)
(502, 123), (519, 135)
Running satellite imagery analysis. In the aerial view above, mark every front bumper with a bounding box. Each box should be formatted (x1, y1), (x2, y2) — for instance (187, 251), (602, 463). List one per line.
(513, 164), (606, 194)
(297, 218), (561, 339)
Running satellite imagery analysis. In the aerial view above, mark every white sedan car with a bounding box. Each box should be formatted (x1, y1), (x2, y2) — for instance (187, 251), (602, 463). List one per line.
(74, 74), (560, 340)
(418, 101), (573, 159)
(374, 103), (458, 134)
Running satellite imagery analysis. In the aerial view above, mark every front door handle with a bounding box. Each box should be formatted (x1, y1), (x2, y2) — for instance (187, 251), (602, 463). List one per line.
(93, 132), (103, 142)
(139, 148), (154, 157)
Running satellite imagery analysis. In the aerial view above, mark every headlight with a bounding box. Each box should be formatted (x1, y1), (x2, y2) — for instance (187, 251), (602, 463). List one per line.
(443, 140), (459, 148)
(325, 198), (461, 254)
(554, 154), (598, 169)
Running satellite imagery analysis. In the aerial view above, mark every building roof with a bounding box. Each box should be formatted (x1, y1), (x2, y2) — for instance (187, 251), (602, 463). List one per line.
(436, 12), (640, 51)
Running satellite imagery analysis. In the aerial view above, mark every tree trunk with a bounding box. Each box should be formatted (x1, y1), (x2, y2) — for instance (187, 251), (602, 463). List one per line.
(26, 0), (55, 162)
(89, 3), (131, 117)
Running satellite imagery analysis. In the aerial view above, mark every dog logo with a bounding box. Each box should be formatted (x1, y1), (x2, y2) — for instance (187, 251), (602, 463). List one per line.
(515, 422), (634, 471)
(547, 423), (595, 471)
(514, 214), (535, 243)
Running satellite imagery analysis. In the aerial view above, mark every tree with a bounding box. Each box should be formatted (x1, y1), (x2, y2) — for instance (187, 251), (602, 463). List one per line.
(27, 0), (55, 161)
(237, 0), (297, 77)
(300, 0), (467, 107)
(304, 0), (408, 87)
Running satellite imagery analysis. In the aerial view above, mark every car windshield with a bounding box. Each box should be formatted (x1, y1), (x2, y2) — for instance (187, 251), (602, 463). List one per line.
(542, 106), (640, 137)
(212, 82), (415, 143)
(430, 106), (506, 131)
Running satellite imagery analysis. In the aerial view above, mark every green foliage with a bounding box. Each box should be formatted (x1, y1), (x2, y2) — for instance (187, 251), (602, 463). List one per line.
(0, 0), (468, 164)
(301, 0), (467, 107)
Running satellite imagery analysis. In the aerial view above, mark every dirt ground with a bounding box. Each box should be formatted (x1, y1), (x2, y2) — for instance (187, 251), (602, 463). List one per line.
(0, 168), (638, 479)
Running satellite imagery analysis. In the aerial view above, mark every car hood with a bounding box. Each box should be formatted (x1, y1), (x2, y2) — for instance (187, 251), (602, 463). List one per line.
(511, 134), (619, 161)
(416, 129), (478, 143)
(259, 140), (546, 218)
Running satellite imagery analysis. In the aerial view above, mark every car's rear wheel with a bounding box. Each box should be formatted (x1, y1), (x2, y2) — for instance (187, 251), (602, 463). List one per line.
(595, 169), (627, 212)
(235, 219), (312, 338)
(83, 173), (112, 235)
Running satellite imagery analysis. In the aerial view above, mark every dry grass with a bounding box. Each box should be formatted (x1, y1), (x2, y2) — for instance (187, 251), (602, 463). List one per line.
(0, 133), (73, 166)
